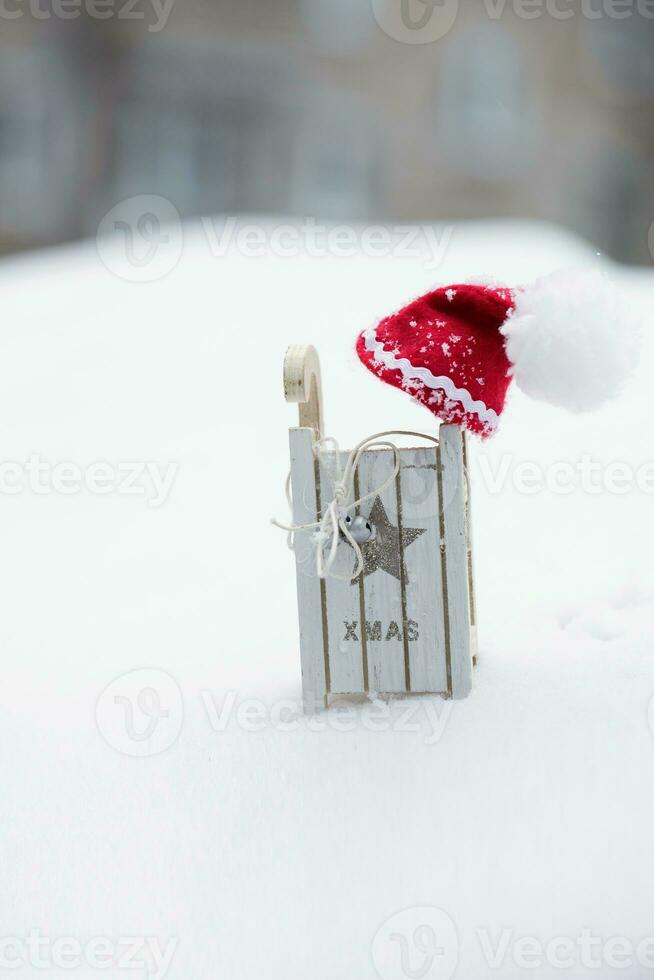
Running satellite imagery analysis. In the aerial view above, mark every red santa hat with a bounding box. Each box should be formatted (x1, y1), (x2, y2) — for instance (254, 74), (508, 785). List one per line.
(356, 270), (639, 437)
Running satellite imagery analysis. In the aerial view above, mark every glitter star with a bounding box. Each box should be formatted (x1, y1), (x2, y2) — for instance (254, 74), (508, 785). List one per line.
(352, 496), (426, 583)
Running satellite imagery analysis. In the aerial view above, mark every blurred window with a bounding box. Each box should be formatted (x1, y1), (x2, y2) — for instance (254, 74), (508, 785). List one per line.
(291, 91), (380, 219)
(584, 10), (654, 98)
(298, 0), (375, 56)
(565, 139), (648, 264)
(104, 40), (378, 224)
(435, 23), (538, 181)
(0, 46), (80, 245)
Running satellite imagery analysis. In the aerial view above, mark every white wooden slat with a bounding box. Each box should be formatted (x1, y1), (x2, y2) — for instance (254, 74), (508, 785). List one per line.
(462, 432), (479, 662)
(438, 425), (473, 699)
(289, 427), (328, 712)
(356, 449), (407, 694)
(317, 451), (366, 696)
(399, 446), (448, 694)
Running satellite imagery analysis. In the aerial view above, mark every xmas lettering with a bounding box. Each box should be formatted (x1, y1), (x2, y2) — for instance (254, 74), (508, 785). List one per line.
(343, 620), (420, 642)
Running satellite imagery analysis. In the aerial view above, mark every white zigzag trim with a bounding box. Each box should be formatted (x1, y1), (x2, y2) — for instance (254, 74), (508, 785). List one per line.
(363, 328), (499, 430)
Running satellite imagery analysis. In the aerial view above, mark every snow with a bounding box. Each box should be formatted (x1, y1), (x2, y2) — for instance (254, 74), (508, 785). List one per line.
(1, 218), (653, 979)
(504, 268), (641, 412)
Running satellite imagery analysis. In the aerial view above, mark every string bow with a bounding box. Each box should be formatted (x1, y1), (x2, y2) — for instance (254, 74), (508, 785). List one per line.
(272, 430), (439, 582)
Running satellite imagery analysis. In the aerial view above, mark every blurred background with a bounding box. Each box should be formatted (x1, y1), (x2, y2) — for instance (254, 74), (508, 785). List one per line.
(1, 0), (653, 263)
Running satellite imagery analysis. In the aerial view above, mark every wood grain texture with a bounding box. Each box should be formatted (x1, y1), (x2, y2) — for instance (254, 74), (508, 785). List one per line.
(356, 449), (406, 693)
(399, 446), (448, 694)
(317, 450), (366, 695)
(462, 432), (479, 662)
(289, 427), (328, 712)
(289, 428), (473, 707)
(283, 345), (323, 435)
(439, 425), (473, 699)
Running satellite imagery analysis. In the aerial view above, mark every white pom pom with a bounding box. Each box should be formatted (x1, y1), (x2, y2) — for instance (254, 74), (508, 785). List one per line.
(501, 269), (640, 412)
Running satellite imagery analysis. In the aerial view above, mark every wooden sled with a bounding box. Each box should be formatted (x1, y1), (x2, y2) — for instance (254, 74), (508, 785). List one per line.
(284, 344), (477, 713)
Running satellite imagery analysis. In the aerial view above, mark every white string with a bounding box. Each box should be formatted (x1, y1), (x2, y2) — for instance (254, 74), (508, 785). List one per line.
(272, 430), (440, 581)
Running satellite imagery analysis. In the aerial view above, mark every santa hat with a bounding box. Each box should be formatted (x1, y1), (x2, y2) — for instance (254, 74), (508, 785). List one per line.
(356, 269), (640, 437)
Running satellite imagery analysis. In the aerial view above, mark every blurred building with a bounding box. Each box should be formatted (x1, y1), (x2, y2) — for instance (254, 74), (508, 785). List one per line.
(0, 0), (653, 262)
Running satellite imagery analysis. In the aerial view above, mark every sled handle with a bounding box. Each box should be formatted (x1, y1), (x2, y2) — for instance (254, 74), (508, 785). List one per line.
(283, 344), (324, 437)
